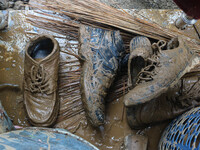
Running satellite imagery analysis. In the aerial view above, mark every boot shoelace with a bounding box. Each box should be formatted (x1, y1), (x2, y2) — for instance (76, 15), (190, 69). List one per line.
(29, 65), (50, 94)
(136, 40), (167, 84)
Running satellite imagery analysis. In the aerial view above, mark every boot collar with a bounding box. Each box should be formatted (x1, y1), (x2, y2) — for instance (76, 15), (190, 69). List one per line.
(25, 35), (58, 64)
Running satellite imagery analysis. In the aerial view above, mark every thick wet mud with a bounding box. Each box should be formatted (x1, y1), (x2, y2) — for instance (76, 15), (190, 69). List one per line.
(0, 10), (199, 150)
(0, 30), (30, 127)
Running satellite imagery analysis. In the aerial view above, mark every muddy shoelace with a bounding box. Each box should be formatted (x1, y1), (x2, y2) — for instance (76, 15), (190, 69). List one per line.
(136, 40), (167, 84)
(29, 65), (50, 94)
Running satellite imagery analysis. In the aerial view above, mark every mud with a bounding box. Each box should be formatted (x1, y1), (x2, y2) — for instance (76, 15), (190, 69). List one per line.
(0, 11), (32, 127)
(0, 45), (29, 127)
(124, 133), (148, 150)
(24, 35), (60, 127)
(75, 97), (134, 149)
(125, 37), (200, 107)
(128, 36), (152, 88)
(79, 25), (125, 127)
(126, 71), (200, 130)
(73, 97), (170, 150)
(0, 10), (199, 150)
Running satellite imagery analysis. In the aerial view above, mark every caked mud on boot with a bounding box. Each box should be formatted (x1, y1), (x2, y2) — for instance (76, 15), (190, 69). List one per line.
(128, 36), (153, 88)
(24, 35), (60, 127)
(126, 64), (200, 130)
(79, 25), (125, 127)
(124, 36), (200, 107)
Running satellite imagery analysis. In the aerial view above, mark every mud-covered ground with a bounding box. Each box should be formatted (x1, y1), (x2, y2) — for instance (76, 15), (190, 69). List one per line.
(100, 0), (178, 9)
(0, 3), (200, 149)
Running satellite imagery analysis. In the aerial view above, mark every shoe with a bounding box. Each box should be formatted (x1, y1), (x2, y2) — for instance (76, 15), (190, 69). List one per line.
(126, 72), (200, 129)
(79, 25), (125, 127)
(128, 36), (153, 88)
(24, 35), (60, 127)
(124, 36), (200, 107)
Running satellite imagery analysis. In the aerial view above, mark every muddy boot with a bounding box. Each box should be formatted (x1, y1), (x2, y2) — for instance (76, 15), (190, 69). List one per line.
(126, 73), (200, 129)
(24, 35), (60, 127)
(124, 37), (200, 107)
(128, 36), (153, 88)
(79, 25), (125, 127)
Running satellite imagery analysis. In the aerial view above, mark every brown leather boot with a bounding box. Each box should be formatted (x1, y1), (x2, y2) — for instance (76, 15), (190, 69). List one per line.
(124, 37), (200, 107)
(24, 35), (60, 127)
(126, 72), (200, 130)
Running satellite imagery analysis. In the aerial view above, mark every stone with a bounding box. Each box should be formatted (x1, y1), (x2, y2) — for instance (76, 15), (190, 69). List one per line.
(123, 134), (148, 150)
